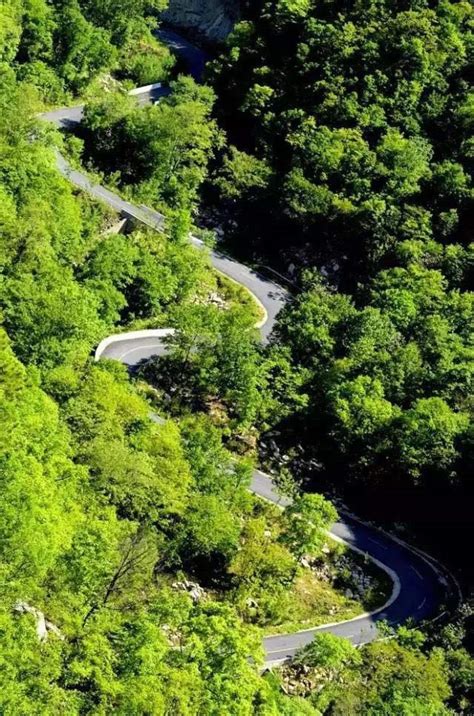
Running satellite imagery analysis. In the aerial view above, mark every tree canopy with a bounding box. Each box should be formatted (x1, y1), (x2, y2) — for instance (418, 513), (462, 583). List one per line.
(0, 0), (473, 712)
(210, 0), (473, 285)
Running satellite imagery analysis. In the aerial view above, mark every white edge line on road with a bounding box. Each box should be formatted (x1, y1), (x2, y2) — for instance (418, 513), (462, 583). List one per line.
(252, 489), (401, 650)
(117, 343), (167, 360)
(214, 267), (268, 329)
(410, 565), (423, 580)
(189, 234), (269, 329)
(339, 507), (462, 605)
(94, 329), (175, 361)
(42, 93), (458, 668)
(263, 531), (401, 641)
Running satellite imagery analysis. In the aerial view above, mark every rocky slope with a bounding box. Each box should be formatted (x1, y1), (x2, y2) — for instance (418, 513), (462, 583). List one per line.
(162, 0), (239, 42)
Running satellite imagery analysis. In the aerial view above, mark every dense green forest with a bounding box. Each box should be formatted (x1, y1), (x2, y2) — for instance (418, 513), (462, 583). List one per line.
(0, 0), (473, 713)
(210, 0), (473, 281)
(208, 0), (474, 553)
(1, 0), (173, 99)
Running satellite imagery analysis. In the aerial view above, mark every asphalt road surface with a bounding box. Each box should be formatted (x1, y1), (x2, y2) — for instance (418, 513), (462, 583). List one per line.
(93, 306), (452, 667)
(155, 27), (209, 80)
(40, 28), (457, 667)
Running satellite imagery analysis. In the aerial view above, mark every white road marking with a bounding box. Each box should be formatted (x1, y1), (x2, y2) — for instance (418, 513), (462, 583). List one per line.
(265, 649), (292, 656)
(410, 566), (423, 580)
(43, 51), (455, 662)
(116, 343), (165, 360)
(368, 536), (387, 550)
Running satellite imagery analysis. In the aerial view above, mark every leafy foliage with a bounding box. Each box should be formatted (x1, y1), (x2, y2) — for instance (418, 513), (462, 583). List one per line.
(81, 76), (222, 235)
(1, 0), (174, 100)
(271, 266), (472, 527)
(210, 0), (473, 281)
(0, 1), (473, 712)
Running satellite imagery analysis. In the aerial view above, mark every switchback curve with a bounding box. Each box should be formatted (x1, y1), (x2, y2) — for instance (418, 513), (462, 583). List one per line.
(93, 332), (453, 666)
(39, 30), (458, 667)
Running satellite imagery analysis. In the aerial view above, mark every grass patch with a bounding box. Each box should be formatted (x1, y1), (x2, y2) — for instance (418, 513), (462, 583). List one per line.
(216, 273), (266, 325)
(261, 569), (363, 635)
(261, 542), (393, 636)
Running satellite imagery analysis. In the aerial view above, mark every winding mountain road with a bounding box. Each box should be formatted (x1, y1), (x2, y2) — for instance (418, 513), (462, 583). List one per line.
(40, 27), (458, 666)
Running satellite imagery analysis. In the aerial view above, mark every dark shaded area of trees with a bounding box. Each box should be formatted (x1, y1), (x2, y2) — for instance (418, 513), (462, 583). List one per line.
(209, 0), (473, 288)
(270, 268), (473, 575)
(205, 0), (473, 575)
(0, 0), (473, 712)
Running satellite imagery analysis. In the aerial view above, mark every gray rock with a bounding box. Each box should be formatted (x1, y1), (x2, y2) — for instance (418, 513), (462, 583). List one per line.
(14, 601), (63, 641)
(163, 1), (240, 42)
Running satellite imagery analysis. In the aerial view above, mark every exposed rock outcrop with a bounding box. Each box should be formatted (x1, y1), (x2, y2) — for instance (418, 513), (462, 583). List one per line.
(163, 0), (240, 42)
(14, 601), (64, 641)
(171, 579), (207, 603)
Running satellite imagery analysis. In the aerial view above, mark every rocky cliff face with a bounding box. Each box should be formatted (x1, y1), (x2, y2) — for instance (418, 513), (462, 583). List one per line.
(162, 0), (240, 42)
